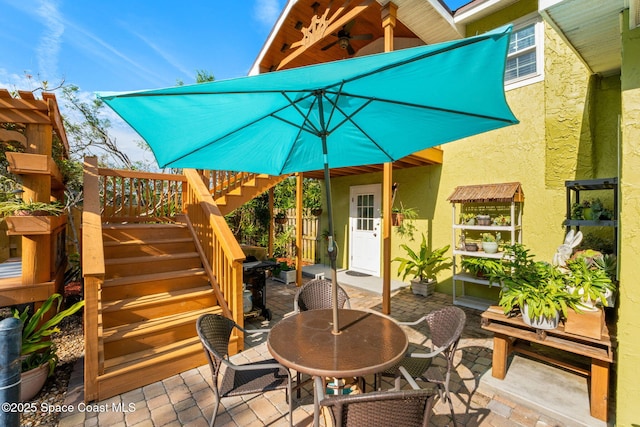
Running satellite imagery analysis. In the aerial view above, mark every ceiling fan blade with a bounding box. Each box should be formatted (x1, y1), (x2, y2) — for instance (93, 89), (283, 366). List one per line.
(347, 43), (355, 55)
(350, 33), (373, 40)
(344, 20), (356, 33)
(321, 40), (339, 51)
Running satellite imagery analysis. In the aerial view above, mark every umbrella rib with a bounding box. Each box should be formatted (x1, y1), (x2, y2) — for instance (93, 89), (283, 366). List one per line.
(324, 90), (517, 124)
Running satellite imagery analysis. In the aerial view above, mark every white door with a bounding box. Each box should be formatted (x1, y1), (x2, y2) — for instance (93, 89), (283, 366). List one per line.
(349, 184), (381, 276)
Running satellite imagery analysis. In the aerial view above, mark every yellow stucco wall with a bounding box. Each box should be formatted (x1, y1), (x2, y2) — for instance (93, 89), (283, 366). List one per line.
(617, 10), (640, 426)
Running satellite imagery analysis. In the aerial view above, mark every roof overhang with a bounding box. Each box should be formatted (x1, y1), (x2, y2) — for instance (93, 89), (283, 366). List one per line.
(539, 0), (626, 76)
(249, 0), (461, 75)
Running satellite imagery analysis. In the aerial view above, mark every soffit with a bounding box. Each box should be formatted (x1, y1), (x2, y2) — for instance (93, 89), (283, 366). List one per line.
(539, 0), (625, 76)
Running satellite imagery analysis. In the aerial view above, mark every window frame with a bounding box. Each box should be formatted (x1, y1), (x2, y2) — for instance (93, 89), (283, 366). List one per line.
(505, 14), (544, 91)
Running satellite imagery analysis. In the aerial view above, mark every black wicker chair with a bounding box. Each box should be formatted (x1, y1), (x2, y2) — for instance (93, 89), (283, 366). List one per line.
(291, 279), (355, 397)
(376, 306), (466, 427)
(319, 388), (437, 427)
(196, 313), (293, 427)
(293, 278), (351, 312)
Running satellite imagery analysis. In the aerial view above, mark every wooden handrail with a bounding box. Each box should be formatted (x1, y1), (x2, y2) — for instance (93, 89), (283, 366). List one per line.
(183, 169), (245, 335)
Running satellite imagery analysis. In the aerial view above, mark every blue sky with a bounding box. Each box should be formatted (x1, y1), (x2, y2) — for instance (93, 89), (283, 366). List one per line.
(0, 0), (469, 163)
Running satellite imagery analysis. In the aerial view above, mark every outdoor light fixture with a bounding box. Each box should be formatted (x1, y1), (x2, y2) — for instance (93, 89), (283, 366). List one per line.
(338, 38), (349, 49)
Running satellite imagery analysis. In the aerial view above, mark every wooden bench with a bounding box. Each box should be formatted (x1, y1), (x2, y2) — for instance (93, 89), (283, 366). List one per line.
(480, 306), (614, 422)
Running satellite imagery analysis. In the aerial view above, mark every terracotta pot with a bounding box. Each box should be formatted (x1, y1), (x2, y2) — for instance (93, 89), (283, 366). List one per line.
(20, 363), (49, 401)
(392, 213), (404, 226)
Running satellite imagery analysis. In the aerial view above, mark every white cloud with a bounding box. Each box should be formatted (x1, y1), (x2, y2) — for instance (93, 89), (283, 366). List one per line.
(253, 0), (282, 27)
(35, 0), (65, 81)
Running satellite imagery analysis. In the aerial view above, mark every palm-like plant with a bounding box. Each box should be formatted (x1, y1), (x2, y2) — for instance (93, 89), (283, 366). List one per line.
(393, 234), (452, 282)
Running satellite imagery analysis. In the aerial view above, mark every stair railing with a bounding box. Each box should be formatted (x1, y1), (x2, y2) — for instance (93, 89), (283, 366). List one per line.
(183, 169), (246, 332)
(199, 170), (258, 199)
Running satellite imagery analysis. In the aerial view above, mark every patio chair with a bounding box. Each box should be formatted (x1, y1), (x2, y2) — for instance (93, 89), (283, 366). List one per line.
(319, 387), (437, 427)
(291, 279), (354, 397)
(196, 313), (293, 427)
(293, 278), (351, 312)
(376, 306), (466, 427)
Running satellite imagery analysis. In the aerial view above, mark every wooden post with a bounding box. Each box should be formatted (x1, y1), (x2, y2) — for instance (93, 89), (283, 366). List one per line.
(21, 123), (53, 286)
(590, 358), (609, 421)
(268, 188), (275, 258)
(381, 2), (397, 315)
(296, 174), (304, 286)
(491, 333), (511, 379)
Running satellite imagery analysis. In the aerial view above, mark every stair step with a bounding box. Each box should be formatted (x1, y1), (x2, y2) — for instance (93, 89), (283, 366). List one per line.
(104, 253), (202, 278)
(102, 268), (209, 301)
(103, 237), (195, 258)
(102, 287), (218, 328)
(103, 223), (190, 243)
(96, 326), (240, 401)
(102, 307), (216, 359)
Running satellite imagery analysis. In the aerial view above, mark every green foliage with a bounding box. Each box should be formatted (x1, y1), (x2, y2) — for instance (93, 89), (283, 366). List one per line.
(0, 200), (64, 217)
(565, 258), (615, 306)
(482, 232), (500, 243)
(303, 179), (322, 212)
(461, 256), (504, 277)
(392, 203), (418, 240)
(393, 234), (452, 282)
(12, 293), (84, 374)
(493, 244), (580, 321)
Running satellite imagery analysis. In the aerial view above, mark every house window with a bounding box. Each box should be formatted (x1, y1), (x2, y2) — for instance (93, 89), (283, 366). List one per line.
(504, 19), (543, 88)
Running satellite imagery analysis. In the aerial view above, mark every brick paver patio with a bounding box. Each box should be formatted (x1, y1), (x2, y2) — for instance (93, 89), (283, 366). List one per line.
(59, 277), (569, 427)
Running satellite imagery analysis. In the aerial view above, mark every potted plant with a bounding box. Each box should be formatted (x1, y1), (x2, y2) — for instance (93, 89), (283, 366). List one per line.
(391, 203), (418, 240)
(459, 212), (476, 225)
(274, 261), (296, 284)
(476, 214), (491, 226)
(492, 214), (511, 226)
(481, 232), (501, 254)
(0, 199), (64, 216)
(565, 252), (616, 309)
(460, 256), (504, 278)
(492, 244), (580, 330)
(274, 211), (287, 225)
(13, 293), (84, 401)
(393, 234), (452, 296)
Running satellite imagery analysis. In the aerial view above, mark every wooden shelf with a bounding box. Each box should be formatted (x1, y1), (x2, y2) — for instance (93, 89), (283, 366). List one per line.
(6, 152), (64, 189)
(5, 214), (67, 235)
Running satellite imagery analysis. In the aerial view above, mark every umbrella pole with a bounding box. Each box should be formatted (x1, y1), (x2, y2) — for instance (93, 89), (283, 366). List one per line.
(317, 91), (341, 335)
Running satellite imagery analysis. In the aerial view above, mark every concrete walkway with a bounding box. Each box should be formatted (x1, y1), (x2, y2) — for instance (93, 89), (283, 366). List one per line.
(59, 277), (613, 426)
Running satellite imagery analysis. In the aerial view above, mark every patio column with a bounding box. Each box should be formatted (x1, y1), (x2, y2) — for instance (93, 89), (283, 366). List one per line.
(268, 188), (274, 258)
(296, 173), (303, 286)
(381, 2), (397, 315)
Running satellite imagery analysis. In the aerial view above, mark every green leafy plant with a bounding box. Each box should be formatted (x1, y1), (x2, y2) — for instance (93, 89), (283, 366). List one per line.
(12, 293), (85, 374)
(492, 214), (511, 226)
(482, 232), (501, 243)
(392, 203), (418, 240)
(565, 258), (615, 306)
(459, 212), (476, 224)
(461, 256), (504, 277)
(493, 244), (580, 321)
(0, 199), (64, 217)
(393, 234), (452, 282)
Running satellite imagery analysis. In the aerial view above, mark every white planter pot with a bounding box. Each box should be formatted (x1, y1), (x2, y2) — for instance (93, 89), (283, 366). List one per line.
(20, 363), (48, 401)
(411, 279), (436, 297)
(522, 304), (559, 330)
(482, 241), (498, 254)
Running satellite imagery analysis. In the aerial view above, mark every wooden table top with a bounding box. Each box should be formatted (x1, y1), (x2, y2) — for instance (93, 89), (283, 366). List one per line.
(267, 309), (408, 378)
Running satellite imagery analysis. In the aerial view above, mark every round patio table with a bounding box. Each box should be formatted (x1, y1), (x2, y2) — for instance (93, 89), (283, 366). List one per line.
(268, 308), (408, 426)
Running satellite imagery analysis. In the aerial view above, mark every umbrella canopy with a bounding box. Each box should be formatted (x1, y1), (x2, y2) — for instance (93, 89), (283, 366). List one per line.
(99, 25), (518, 333)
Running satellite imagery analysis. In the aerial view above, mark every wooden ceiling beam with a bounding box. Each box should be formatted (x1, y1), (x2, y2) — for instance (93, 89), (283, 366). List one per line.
(277, 0), (374, 70)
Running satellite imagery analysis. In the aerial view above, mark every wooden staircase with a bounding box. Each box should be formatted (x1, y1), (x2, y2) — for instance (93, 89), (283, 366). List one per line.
(213, 173), (290, 215)
(96, 221), (223, 399)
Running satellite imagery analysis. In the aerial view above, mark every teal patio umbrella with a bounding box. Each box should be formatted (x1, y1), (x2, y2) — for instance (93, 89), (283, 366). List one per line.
(99, 25), (518, 334)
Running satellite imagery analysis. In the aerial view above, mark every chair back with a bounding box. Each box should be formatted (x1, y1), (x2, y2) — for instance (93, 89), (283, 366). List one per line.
(425, 306), (466, 355)
(320, 389), (436, 427)
(196, 314), (236, 376)
(294, 279), (351, 312)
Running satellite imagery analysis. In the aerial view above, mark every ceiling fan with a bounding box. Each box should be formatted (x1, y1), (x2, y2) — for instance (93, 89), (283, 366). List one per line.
(321, 20), (373, 56)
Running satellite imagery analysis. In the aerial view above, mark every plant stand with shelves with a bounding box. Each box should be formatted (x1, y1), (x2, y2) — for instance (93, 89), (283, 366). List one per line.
(448, 182), (524, 310)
